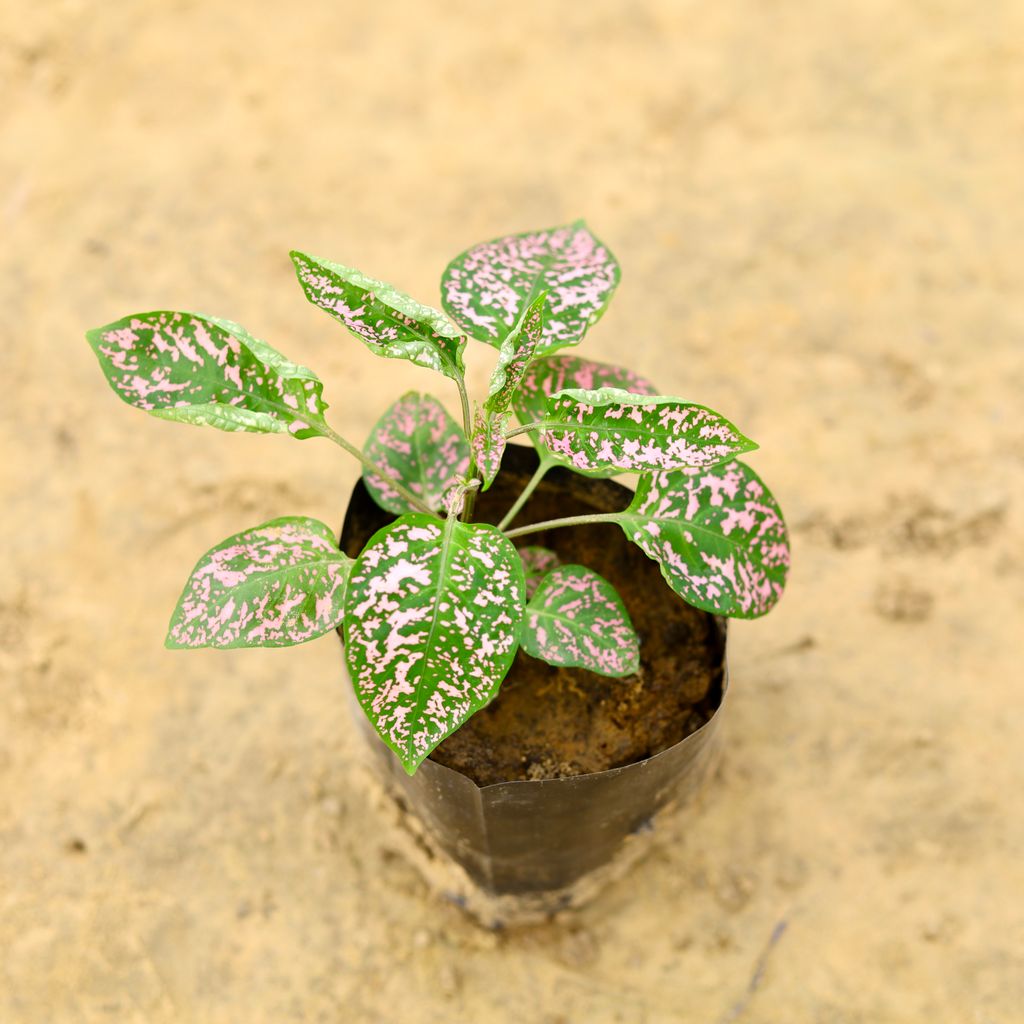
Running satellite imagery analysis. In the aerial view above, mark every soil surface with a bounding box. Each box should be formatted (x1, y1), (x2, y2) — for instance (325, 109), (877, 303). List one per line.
(3, 2), (1023, 1022)
(342, 447), (724, 786)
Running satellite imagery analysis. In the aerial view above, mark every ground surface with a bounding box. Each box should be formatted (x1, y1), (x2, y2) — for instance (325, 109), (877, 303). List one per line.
(2, 2), (1023, 1021)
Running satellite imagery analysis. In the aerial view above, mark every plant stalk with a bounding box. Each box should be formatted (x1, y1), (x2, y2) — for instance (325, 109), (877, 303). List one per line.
(453, 374), (481, 523)
(454, 374), (473, 440)
(461, 485), (478, 523)
(503, 511), (623, 539)
(496, 457), (554, 531)
(505, 420), (556, 439)
(321, 425), (434, 515)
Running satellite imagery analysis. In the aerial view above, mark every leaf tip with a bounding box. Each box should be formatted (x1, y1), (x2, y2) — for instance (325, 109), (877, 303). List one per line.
(163, 630), (185, 651)
(289, 249), (315, 277)
(85, 319), (124, 356)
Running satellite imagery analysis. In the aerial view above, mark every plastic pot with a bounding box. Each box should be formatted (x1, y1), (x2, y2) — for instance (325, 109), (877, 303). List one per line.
(338, 444), (727, 922)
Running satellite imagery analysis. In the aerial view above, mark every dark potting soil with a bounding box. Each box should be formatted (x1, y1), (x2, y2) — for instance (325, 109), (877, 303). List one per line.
(340, 444), (724, 787)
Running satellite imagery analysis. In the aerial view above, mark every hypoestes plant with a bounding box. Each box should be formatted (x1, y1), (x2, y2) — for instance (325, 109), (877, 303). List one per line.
(86, 222), (791, 774)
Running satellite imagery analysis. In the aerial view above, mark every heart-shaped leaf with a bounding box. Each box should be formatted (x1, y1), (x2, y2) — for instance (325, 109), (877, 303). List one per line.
(485, 292), (547, 415)
(344, 514), (525, 774)
(541, 388), (757, 474)
(441, 220), (620, 355)
(518, 546), (561, 598)
(620, 460), (790, 618)
(471, 407), (508, 491)
(86, 312), (329, 438)
(522, 565), (639, 677)
(363, 392), (470, 515)
(291, 250), (466, 381)
(166, 517), (353, 649)
(513, 355), (658, 478)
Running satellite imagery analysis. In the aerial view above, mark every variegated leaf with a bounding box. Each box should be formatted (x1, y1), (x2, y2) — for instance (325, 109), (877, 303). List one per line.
(441, 221), (620, 355)
(485, 292), (547, 414)
(514, 355), (658, 425)
(471, 407), (508, 491)
(541, 388), (757, 474)
(291, 250), (467, 381)
(513, 355), (658, 477)
(518, 545), (561, 598)
(522, 565), (640, 677)
(166, 517), (353, 649)
(343, 515), (525, 774)
(363, 392), (470, 515)
(620, 460), (790, 618)
(86, 312), (328, 438)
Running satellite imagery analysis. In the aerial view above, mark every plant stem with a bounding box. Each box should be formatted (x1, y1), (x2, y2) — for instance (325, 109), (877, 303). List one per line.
(454, 374), (473, 440)
(453, 374), (480, 523)
(320, 424), (434, 515)
(503, 512), (623, 540)
(505, 420), (556, 439)
(461, 485), (478, 523)
(496, 458), (554, 531)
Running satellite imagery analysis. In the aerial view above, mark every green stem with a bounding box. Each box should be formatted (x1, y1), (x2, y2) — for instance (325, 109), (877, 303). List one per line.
(503, 512), (623, 540)
(453, 374), (481, 523)
(321, 425), (434, 516)
(496, 458), (554, 532)
(461, 484), (478, 523)
(454, 375), (473, 440)
(505, 419), (556, 439)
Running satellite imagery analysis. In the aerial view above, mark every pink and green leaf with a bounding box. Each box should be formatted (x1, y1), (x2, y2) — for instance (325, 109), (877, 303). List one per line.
(485, 291), (547, 415)
(166, 517), (353, 649)
(513, 355), (658, 478)
(86, 312), (329, 438)
(518, 545), (561, 598)
(291, 250), (466, 381)
(363, 392), (470, 515)
(541, 388), (757, 474)
(441, 220), (620, 355)
(522, 565), (639, 677)
(620, 460), (791, 618)
(343, 515), (525, 774)
(514, 355), (658, 425)
(471, 407), (508, 492)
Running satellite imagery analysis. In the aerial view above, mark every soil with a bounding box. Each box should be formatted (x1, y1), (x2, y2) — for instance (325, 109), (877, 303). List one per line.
(340, 445), (724, 786)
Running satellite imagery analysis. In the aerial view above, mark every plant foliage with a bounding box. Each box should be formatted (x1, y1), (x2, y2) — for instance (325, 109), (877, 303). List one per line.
(86, 221), (791, 774)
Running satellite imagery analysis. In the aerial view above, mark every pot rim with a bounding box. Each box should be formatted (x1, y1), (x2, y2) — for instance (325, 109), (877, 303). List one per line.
(457, 629), (727, 791)
(345, 629), (728, 792)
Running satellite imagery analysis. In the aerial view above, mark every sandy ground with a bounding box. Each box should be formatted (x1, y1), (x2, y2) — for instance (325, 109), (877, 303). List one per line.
(2, 1), (1023, 1020)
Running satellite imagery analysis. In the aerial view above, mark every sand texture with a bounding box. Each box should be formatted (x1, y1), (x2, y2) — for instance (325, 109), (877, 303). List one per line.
(1, 1), (1023, 1021)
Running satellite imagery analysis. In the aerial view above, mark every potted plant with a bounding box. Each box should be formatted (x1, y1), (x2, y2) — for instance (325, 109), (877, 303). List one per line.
(85, 221), (790, 924)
